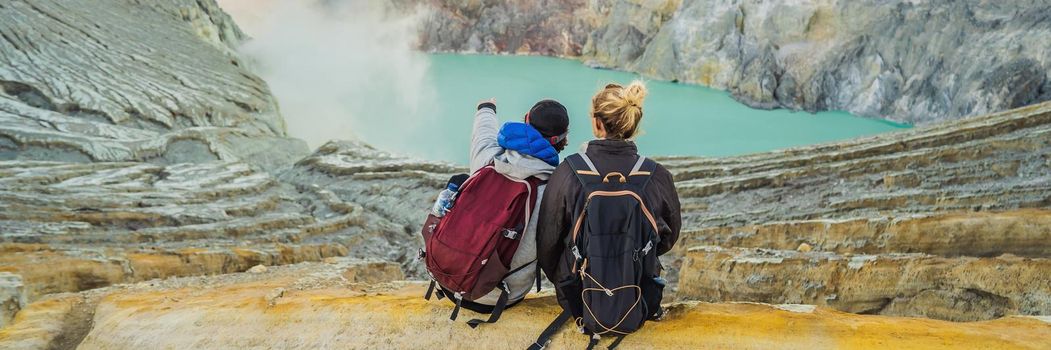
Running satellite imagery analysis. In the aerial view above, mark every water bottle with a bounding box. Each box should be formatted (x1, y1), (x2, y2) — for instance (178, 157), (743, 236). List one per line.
(431, 182), (459, 217)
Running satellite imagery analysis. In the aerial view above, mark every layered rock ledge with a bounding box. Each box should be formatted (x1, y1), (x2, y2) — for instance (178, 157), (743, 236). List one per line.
(0, 69), (1044, 350)
(0, 156), (421, 304)
(3, 261), (1048, 350)
(653, 102), (1051, 321)
(2, 102), (1048, 330)
(678, 246), (1051, 322)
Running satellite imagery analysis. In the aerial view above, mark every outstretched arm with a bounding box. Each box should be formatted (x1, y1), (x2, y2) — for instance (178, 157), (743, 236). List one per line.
(469, 99), (501, 173)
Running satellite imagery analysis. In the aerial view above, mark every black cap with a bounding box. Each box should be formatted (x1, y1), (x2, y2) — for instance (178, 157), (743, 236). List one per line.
(527, 99), (570, 139)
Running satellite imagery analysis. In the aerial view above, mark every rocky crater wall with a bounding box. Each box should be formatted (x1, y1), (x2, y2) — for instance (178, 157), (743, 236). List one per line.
(411, 0), (1051, 125)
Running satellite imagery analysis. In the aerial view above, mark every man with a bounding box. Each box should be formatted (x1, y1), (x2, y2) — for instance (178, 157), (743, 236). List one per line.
(465, 97), (569, 311)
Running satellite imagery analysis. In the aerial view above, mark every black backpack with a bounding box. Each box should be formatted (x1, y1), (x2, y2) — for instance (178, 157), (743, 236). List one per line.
(530, 153), (666, 350)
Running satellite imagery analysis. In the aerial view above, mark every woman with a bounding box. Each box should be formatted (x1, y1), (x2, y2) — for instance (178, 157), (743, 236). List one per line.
(534, 81), (681, 344)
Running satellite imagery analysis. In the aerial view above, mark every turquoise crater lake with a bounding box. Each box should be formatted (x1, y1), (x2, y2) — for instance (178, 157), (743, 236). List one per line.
(355, 54), (908, 164)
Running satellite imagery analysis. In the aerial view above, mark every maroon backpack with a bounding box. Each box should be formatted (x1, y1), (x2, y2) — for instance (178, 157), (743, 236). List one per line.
(421, 164), (542, 327)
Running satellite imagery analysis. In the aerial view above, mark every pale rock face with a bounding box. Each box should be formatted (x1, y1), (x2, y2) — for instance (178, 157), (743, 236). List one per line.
(247, 265), (268, 274)
(0, 273), (25, 328)
(0, 0), (308, 167)
(413, 0), (1051, 124)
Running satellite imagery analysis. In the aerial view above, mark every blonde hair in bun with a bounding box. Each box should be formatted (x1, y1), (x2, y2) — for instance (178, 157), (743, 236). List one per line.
(590, 80), (648, 139)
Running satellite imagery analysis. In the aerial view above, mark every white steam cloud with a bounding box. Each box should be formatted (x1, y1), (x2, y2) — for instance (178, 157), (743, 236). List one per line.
(217, 0), (434, 151)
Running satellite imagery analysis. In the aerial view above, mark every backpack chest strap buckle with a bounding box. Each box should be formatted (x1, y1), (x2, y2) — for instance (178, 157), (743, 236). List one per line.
(572, 246), (586, 265)
(501, 228), (519, 240)
(634, 241), (655, 261)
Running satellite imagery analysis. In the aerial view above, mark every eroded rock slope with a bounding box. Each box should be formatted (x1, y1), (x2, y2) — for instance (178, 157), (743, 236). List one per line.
(659, 102), (1051, 321)
(0, 0), (432, 329)
(0, 0), (308, 167)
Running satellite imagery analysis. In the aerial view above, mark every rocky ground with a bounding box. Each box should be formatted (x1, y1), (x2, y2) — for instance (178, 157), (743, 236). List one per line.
(2, 101), (1049, 348)
(4, 260), (1048, 349)
(1, 0), (1049, 349)
(409, 0), (1051, 125)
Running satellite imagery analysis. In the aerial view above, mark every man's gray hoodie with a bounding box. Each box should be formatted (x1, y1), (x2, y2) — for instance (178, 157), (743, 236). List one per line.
(469, 105), (554, 306)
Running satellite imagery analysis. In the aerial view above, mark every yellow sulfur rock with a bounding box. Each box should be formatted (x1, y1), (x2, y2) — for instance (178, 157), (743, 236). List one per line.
(0, 295), (79, 349)
(72, 281), (1050, 349)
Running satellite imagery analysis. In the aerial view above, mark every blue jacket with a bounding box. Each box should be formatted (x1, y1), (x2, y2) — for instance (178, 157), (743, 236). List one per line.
(497, 122), (560, 166)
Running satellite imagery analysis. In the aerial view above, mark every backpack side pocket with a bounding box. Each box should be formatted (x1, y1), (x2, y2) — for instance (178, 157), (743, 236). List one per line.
(641, 275), (666, 320)
(555, 274), (584, 320)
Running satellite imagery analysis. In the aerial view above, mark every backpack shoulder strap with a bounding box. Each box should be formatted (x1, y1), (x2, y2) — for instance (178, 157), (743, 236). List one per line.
(627, 156), (661, 247)
(466, 282), (509, 328)
(627, 156), (658, 189)
(566, 153), (602, 187)
(527, 310), (572, 350)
